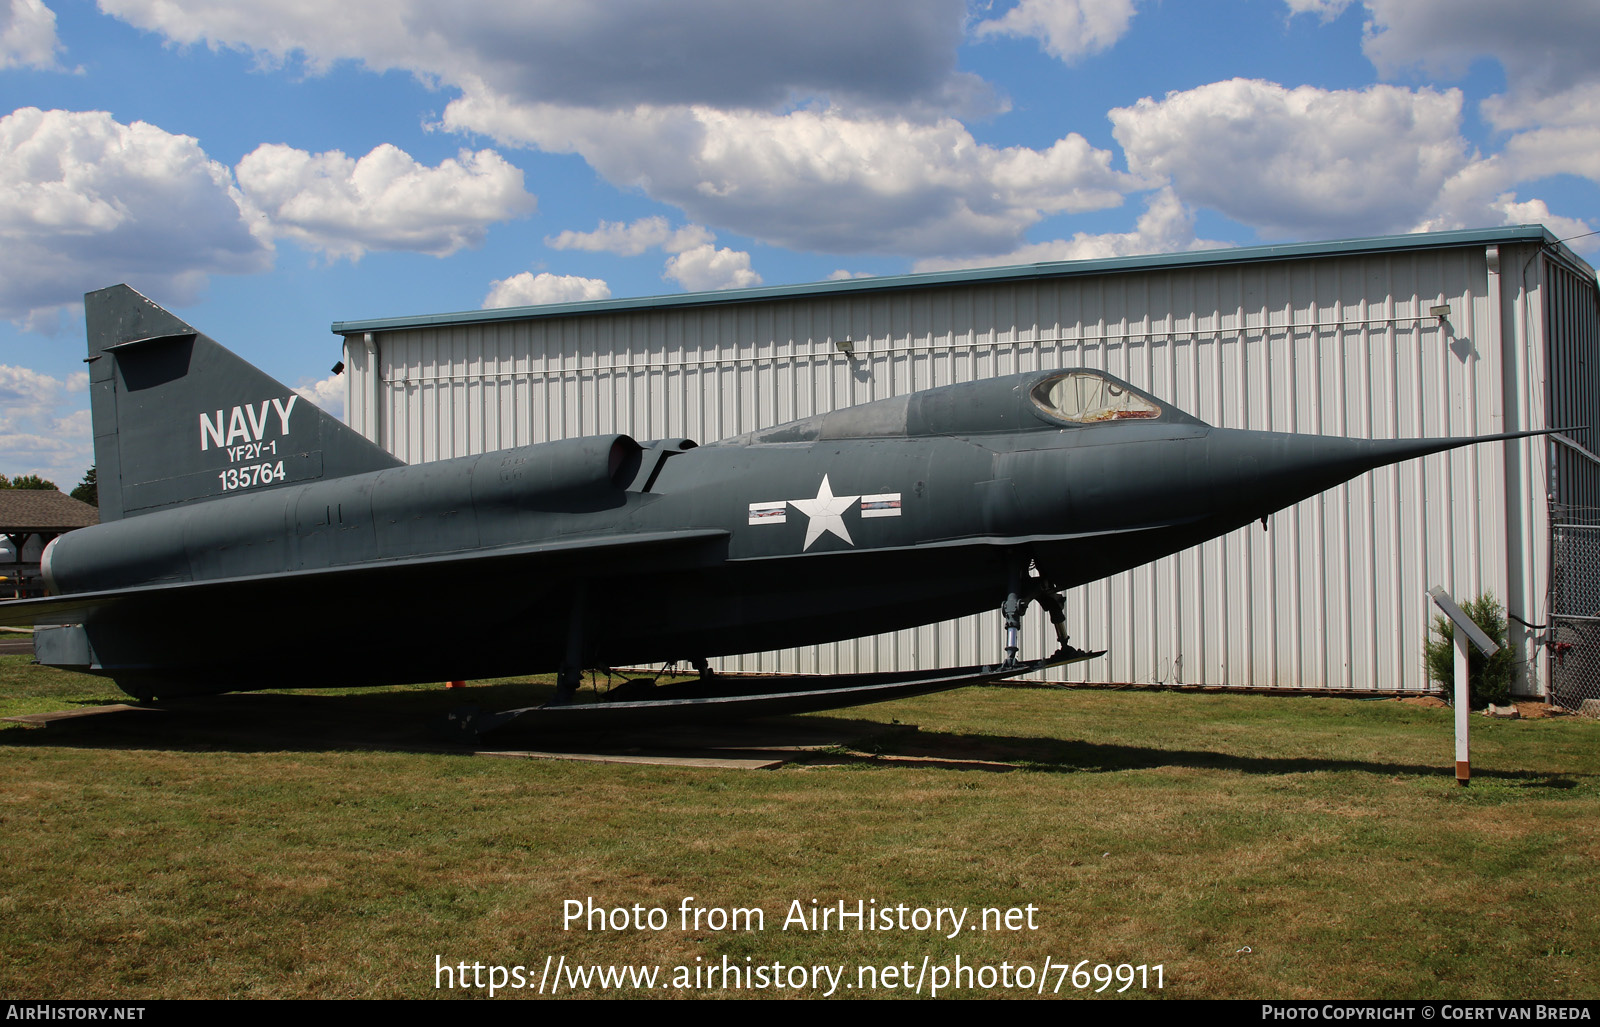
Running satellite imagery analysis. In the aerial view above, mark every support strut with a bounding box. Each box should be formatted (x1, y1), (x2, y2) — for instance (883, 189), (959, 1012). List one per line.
(999, 561), (1086, 669)
(1034, 587), (1075, 659)
(1001, 564), (1025, 669)
(552, 582), (587, 706)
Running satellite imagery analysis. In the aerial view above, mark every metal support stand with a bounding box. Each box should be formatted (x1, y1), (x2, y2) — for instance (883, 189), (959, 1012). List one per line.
(552, 583), (587, 706)
(1001, 565), (1024, 669)
(1000, 561), (1087, 669)
(1034, 588), (1074, 658)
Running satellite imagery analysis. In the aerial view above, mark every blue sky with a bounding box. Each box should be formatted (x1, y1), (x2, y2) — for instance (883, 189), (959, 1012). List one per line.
(1, 0), (1596, 488)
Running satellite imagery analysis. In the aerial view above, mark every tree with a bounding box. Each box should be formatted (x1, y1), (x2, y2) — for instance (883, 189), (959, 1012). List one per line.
(1425, 592), (1515, 709)
(0, 473), (58, 490)
(70, 467), (97, 508)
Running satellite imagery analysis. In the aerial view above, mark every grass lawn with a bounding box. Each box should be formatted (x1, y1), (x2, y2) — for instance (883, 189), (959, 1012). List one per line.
(2, 654), (1597, 1000)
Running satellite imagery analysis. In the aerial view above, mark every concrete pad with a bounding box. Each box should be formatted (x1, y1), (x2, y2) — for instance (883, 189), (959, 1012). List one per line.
(476, 749), (789, 770)
(2, 704), (156, 726)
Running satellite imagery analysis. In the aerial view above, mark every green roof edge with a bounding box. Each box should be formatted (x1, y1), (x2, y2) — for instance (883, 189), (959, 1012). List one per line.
(331, 225), (1583, 336)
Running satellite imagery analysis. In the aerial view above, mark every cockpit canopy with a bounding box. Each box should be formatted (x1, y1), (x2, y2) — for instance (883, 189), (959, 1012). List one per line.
(1031, 370), (1163, 425)
(717, 366), (1201, 445)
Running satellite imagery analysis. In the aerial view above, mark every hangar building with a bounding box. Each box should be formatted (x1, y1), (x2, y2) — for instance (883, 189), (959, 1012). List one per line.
(332, 226), (1600, 699)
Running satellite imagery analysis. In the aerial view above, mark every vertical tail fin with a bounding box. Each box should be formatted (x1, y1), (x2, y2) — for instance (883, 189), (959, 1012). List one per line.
(86, 284), (403, 521)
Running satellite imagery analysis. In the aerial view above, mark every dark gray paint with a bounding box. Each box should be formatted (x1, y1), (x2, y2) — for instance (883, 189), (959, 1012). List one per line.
(0, 285), (1553, 705)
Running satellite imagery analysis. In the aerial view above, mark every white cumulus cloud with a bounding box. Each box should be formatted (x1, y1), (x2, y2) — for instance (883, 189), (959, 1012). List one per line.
(446, 98), (1135, 256)
(1286, 1), (1600, 245)
(546, 217), (713, 257)
(0, 363), (82, 428)
(662, 244), (762, 292)
(1109, 79), (1469, 238)
(1281, 0), (1354, 20)
(1, 0), (61, 70)
(544, 216), (761, 292)
(483, 272), (612, 309)
(0, 363), (92, 486)
(1360, 0), (1600, 102)
(914, 187), (1224, 271)
(235, 143), (536, 261)
(1280, 0), (1356, 20)
(1412, 160), (1593, 247)
(1481, 196), (1589, 242)
(96, 0), (980, 114)
(293, 372), (346, 421)
(94, 2), (1127, 258)
(0, 107), (271, 330)
(973, 0), (1137, 63)
(1475, 86), (1600, 213)
(1482, 83), (1600, 137)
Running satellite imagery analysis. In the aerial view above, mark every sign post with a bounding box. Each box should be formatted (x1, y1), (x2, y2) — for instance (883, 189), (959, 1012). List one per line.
(1427, 587), (1500, 787)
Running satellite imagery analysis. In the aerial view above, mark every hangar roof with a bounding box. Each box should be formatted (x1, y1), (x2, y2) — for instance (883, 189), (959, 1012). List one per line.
(331, 225), (1588, 336)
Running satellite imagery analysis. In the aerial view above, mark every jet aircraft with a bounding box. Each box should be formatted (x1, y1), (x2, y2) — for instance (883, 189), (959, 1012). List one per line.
(0, 285), (1557, 730)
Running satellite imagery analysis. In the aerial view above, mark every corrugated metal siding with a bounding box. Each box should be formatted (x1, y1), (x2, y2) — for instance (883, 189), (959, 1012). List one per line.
(348, 242), (1582, 693)
(1546, 256), (1600, 522)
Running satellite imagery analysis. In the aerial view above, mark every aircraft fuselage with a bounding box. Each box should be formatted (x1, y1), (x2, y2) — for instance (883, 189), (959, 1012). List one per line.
(14, 286), (1538, 703)
(41, 382), (1478, 697)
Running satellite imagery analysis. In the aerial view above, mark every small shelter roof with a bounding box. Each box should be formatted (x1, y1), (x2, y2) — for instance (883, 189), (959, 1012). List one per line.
(0, 490), (100, 535)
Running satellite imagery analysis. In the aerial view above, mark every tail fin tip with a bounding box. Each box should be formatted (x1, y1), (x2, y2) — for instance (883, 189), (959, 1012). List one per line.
(85, 285), (402, 522)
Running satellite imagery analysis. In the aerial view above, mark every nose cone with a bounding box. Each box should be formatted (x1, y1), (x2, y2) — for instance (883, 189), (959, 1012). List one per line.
(1027, 423), (1551, 591)
(1199, 428), (1485, 525)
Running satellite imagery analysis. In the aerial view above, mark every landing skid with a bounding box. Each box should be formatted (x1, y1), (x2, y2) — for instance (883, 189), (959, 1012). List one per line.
(445, 649), (1104, 739)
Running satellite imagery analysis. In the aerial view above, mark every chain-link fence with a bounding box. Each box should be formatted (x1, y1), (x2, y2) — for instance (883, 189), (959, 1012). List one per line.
(1550, 522), (1600, 711)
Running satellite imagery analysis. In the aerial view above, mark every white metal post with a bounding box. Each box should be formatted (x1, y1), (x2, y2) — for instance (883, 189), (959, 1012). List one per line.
(1454, 626), (1471, 786)
(1431, 586), (1496, 788)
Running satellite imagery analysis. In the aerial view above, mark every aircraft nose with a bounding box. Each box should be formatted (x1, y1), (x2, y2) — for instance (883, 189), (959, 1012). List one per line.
(1006, 423), (1504, 542)
(1198, 427), (1476, 524)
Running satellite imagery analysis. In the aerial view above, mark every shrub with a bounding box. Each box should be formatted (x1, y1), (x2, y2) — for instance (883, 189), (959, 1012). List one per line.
(1424, 592), (1514, 709)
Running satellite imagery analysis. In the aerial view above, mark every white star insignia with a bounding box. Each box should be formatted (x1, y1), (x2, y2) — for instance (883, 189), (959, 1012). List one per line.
(787, 475), (861, 550)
